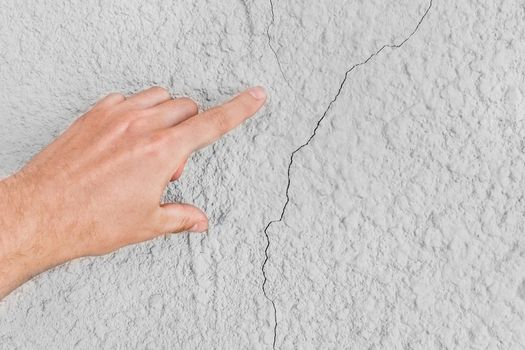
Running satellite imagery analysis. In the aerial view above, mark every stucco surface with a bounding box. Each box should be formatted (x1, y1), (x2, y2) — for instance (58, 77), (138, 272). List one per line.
(1, 0), (525, 349)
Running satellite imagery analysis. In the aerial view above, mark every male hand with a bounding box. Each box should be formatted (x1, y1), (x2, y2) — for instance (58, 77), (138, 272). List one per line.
(0, 86), (266, 298)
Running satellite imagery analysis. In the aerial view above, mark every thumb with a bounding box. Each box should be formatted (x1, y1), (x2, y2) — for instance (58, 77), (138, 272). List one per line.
(157, 203), (208, 234)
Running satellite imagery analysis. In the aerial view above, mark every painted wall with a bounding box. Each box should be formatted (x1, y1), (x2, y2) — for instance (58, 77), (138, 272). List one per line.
(1, 0), (524, 348)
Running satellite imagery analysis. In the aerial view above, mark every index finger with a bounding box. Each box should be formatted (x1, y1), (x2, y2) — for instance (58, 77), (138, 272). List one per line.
(170, 86), (267, 155)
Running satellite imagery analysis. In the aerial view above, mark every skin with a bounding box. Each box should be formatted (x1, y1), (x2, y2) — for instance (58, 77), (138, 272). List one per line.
(0, 85), (266, 299)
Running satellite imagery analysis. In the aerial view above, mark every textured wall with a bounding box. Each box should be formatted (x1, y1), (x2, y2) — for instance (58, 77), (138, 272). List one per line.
(1, 0), (525, 349)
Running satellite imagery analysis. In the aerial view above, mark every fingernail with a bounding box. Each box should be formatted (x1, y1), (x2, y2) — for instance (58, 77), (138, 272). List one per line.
(247, 86), (266, 100)
(190, 221), (208, 233)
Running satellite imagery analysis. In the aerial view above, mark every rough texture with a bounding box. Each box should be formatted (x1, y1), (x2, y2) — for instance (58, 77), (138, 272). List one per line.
(1, 0), (525, 349)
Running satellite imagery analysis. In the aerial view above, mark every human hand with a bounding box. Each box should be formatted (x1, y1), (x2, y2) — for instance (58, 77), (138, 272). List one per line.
(0, 86), (266, 298)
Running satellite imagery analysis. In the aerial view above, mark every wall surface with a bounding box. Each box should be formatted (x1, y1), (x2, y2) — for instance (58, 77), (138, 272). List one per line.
(1, 0), (525, 349)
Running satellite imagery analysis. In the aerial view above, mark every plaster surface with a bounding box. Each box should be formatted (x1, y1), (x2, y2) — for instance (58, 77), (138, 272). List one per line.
(1, 0), (525, 349)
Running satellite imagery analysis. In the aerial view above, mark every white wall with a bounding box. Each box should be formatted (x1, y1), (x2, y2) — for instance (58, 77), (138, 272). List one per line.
(1, 0), (524, 348)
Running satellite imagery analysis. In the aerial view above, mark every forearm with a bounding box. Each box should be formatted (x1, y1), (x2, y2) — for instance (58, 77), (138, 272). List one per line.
(0, 175), (50, 299)
(1, 178), (22, 298)
(0, 249), (35, 299)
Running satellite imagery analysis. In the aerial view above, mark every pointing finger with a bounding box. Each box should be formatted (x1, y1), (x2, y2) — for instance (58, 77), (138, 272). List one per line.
(170, 86), (266, 155)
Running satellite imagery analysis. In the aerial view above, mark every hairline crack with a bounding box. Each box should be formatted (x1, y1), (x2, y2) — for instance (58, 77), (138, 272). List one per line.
(261, 1), (434, 349)
(266, 0), (291, 86)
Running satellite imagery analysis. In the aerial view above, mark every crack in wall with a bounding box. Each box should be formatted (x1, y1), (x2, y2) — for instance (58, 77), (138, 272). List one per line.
(261, 0), (433, 348)
(266, 0), (291, 86)
(239, 0), (255, 38)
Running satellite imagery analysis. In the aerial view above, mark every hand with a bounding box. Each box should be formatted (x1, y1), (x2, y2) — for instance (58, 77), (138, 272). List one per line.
(0, 86), (266, 299)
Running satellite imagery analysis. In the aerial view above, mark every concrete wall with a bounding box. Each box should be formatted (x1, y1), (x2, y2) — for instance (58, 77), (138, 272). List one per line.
(1, 0), (524, 348)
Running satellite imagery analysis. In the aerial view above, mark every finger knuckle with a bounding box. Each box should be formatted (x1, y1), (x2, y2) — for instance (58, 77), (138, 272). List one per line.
(142, 132), (168, 157)
(107, 92), (125, 100)
(177, 97), (198, 114)
(91, 93), (123, 113)
(150, 86), (170, 98)
(167, 128), (190, 153)
(175, 216), (192, 232)
(127, 116), (149, 133)
(212, 107), (230, 132)
(107, 111), (138, 133)
(107, 118), (130, 135)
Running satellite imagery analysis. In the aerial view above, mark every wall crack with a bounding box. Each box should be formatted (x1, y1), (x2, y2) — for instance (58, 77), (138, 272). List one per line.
(266, 0), (291, 86)
(261, 1), (433, 348)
